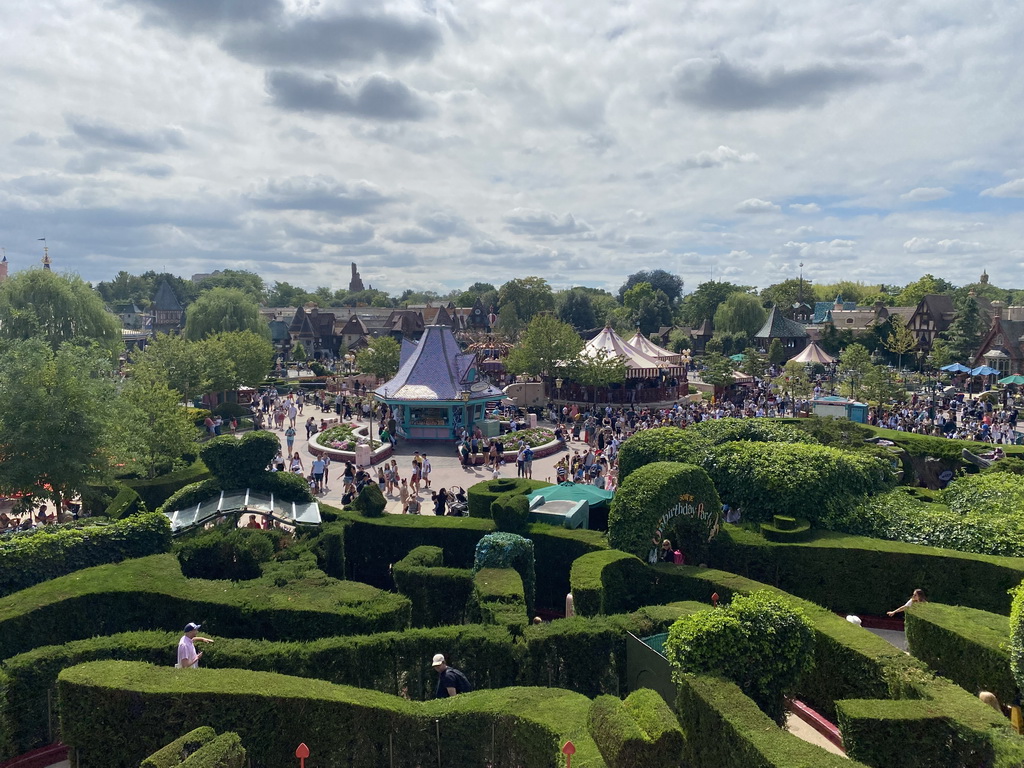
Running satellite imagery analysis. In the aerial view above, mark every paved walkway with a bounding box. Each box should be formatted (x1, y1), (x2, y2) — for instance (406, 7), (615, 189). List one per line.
(270, 409), (583, 515)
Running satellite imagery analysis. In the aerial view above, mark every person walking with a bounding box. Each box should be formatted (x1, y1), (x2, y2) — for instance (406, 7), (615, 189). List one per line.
(177, 622), (213, 669)
(421, 455), (432, 488)
(285, 425), (296, 455)
(431, 654), (472, 698)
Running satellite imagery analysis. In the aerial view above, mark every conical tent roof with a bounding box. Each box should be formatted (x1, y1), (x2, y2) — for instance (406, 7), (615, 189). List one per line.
(790, 341), (836, 365)
(583, 326), (684, 378)
(374, 324), (502, 401)
(627, 332), (682, 363)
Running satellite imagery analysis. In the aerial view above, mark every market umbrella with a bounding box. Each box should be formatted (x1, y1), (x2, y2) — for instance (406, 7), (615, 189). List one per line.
(940, 363), (971, 373)
(970, 365), (1000, 376)
(729, 353), (746, 362)
(998, 375), (1024, 385)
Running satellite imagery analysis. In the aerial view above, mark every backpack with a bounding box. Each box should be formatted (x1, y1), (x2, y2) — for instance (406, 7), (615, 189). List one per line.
(448, 668), (473, 693)
(524, 448), (534, 461)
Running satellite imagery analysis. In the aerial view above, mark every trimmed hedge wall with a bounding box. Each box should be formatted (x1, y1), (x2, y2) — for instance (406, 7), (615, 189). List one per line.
(0, 554), (410, 660)
(572, 551), (1024, 767)
(334, 508), (606, 610)
(466, 477), (551, 518)
(711, 524), (1024, 615)
(607, 461), (720, 563)
(906, 602), (1016, 705)
(125, 461), (211, 512)
(392, 546), (474, 627)
(104, 485), (146, 518)
(177, 732), (245, 768)
(470, 568), (527, 630)
(1, 608), (693, 757)
(588, 689), (684, 768)
(58, 661), (603, 768)
(676, 672), (853, 768)
(141, 726), (216, 768)
(0, 512), (171, 598)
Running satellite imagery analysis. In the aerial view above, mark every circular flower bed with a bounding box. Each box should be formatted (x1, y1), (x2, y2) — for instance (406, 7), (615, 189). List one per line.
(319, 424), (359, 451)
(309, 422), (393, 465)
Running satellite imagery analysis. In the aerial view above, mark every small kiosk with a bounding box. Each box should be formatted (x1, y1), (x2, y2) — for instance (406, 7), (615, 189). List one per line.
(811, 395), (868, 423)
(374, 325), (503, 441)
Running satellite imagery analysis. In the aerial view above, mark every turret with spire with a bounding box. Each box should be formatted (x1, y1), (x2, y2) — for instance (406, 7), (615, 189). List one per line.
(41, 245), (51, 271)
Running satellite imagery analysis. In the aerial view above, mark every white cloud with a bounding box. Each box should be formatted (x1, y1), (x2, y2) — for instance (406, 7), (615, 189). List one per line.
(901, 187), (951, 201)
(678, 145), (758, 170)
(789, 203), (821, 213)
(903, 237), (986, 254)
(981, 179), (1024, 198)
(735, 198), (781, 214)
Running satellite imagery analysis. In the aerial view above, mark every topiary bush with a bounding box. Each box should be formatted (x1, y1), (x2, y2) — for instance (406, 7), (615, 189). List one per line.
(607, 461), (720, 564)
(708, 441), (895, 525)
(664, 589), (815, 724)
(199, 431), (280, 489)
(588, 689), (685, 768)
(474, 532), (536, 615)
(353, 483), (387, 517)
(491, 493), (530, 534)
(141, 726), (217, 768)
(174, 525), (279, 581)
(942, 472), (1024, 517)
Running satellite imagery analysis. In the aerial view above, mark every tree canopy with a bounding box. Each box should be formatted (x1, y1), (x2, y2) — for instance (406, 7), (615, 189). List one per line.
(498, 277), (555, 322)
(0, 269), (121, 355)
(357, 335), (401, 380)
(713, 292), (767, 339)
(183, 288), (269, 341)
(681, 281), (752, 327)
(618, 270), (684, 305)
(622, 282), (674, 336)
(504, 314), (582, 378)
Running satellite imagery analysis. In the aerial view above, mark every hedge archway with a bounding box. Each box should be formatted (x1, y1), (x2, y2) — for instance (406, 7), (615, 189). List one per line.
(607, 462), (721, 564)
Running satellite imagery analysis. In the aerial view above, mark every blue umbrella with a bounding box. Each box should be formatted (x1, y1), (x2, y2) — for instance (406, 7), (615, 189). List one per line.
(970, 365), (1000, 376)
(940, 363), (971, 373)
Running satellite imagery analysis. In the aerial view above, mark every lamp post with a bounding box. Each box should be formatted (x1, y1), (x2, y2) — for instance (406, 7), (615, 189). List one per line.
(461, 389), (471, 436)
(555, 377), (563, 402)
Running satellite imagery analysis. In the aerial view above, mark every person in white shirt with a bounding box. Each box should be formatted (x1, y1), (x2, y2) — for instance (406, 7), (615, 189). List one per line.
(177, 622), (214, 668)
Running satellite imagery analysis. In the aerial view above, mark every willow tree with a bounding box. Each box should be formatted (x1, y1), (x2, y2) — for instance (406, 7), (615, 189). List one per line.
(183, 287), (269, 341)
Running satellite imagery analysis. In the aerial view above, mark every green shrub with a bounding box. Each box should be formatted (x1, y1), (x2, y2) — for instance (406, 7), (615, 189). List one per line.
(474, 533), (536, 615)
(491, 492), (530, 534)
(664, 590), (815, 723)
(466, 477), (551, 518)
(157, 478), (222, 515)
(707, 441), (895, 525)
(199, 431), (280, 489)
(943, 472), (1024, 517)
(0, 512), (171, 598)
(607, 461), (720, 563)
(126, 461), (211, 511)
(141, 726), (217, 768)
(983, 457), (1024, 476)
(0, 554), (410, 660)
(617, 420), (816, 481)
(712, 524), (1024, 615)
(212, 402), (250, 418)
(471, 568), (527, 631)
(104, 485), (147, 519)
(783, 415), (873, 447)
(588, 689), (684, 768)
(392, 546), (474, 627)
(57, 661), (602, 768)
(353, 483), (386, 517)
(827, 488), (1024, 557)
(906, 602), (1016, 705)
(178, 732), (246, 768)
(174, 526), (279, 581)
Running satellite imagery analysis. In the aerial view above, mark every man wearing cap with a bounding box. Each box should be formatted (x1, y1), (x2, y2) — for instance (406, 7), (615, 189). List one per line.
(431, 653), (472, 698)
(177, 623), (214, 669)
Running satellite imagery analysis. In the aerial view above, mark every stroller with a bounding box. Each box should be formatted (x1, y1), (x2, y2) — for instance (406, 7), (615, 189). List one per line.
(447, 486), (469, 516)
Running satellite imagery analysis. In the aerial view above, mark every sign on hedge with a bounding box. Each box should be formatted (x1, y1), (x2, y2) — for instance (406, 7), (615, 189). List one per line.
(607, 461), (721, 563)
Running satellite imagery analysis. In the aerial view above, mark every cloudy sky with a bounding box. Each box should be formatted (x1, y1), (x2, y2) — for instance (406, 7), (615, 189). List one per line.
(3, 0), (1024, 296)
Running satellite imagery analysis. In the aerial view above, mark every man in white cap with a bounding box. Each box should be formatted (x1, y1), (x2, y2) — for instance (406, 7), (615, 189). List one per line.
(431, 653), (472, 698)
(177, 622), (214, 669)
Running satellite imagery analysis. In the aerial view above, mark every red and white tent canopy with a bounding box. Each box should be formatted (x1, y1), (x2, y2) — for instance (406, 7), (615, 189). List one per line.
(583, 326), (686, 378)
(627, 332), (683, 363)
(790, 340), (836, 365)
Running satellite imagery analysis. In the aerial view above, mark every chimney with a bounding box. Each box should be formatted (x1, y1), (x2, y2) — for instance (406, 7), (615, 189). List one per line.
(991, 300), (1004, 320)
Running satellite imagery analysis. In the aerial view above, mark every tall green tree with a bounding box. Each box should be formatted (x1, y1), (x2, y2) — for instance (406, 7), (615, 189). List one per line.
(681, 281), (752, 327)
(895, 274), (953, 306)
(498, 277), (555, 322)
(618, 270), (684, 306)
(109, 367), (198, 477)
(740, 347), (769, 381)
(767, 338), (786, 365)
(133, 334), (210, 405)
(267, 281), (315, 307)
(505, 315), (582, 378)
(943, 295), (984, 363)
(557, 288), (598, 331)
(699, 352), (735, 391)
(208, 331), (274, 388)
(838, 343), (872, 399)
(495, 304), (525, 341)
(569, 348), (628, 403)
(760, 278), (813, 313)
(0, 269), (121, 355)
(623, 282), (674, 335)
(882, 316), (918, 370)
(782, 360), (812, 399)
(357, 336), (401, 380)
(862, 364), (905, 406)
(292, 342), (308, 360)
(196, 269), (265, 301)
(714, 293), (767, 339)
(183, 288), (269, 341)
(0, 340), (115, 509)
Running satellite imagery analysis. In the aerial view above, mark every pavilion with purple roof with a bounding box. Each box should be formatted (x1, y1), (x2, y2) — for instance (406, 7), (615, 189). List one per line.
(373, 324), (504, 440)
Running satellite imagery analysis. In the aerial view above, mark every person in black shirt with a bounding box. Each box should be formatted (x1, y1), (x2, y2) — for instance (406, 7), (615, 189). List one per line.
(431, 654), (472, 697)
